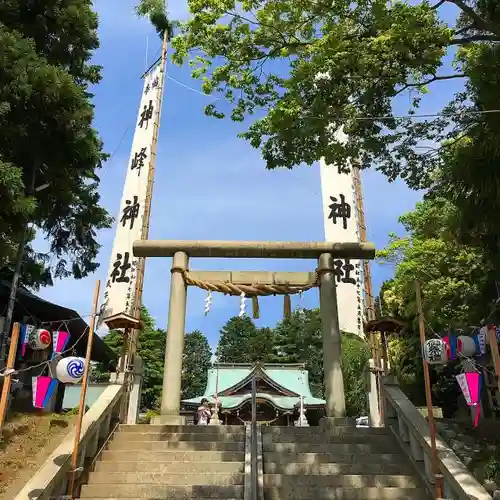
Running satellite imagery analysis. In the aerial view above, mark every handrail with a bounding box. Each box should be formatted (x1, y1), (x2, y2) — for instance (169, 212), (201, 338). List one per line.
(382, 376), (491, 500)
(251, 375), (258, 500)
(13, 384), (124, 500)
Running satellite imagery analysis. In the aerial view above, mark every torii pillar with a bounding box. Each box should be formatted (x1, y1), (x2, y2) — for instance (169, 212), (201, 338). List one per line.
(133, 239), (376, 425)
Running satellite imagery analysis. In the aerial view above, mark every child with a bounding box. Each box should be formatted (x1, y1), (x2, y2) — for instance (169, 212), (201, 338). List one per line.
(196, 398), (211, 425)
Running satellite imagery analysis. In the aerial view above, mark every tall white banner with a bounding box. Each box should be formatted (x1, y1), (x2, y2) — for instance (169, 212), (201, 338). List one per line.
(101, 63), (164, 321)
(320, 129), (364, 337)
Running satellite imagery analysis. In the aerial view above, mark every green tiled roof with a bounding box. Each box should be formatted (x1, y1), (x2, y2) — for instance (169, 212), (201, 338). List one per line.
(182, 363), (325, 410)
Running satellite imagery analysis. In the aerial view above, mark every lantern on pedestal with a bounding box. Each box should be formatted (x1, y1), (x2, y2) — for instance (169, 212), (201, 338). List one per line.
(56, 356), (85, 384)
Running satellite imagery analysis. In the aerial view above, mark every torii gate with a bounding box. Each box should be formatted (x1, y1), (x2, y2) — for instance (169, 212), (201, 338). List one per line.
(133, 239), (375, 425)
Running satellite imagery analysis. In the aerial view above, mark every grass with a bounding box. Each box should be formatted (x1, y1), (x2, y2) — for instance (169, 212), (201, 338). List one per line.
(0, 412), (75, 499)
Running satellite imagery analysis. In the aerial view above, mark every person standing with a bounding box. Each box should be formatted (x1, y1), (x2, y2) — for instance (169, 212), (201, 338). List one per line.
(196, 398), (211, 425)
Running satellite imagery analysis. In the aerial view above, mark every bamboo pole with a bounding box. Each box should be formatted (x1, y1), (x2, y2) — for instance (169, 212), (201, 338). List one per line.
(415, 280), (443, 499)
(67, 280), (100, 499)
(487, 325), (500, 394)
(0, 323), (21, 429)
(352, 166), (375, 322)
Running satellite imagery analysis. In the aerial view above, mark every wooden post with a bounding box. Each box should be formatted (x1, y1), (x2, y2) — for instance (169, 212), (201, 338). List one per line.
(0, 322), (21, 429)
(67, 280), (100, 499)
(487, 325), (500, 393)
(415, 280), (443, 499)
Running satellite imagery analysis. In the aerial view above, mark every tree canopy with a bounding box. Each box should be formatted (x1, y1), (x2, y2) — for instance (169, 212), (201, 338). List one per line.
(377, 196), (495, 331)
(376, 195), (497, 416)
(171, 0), (500, 242)
(182, 330), (212, 400)
(216, 315), (276, 363)
(216, 311), (370, 416)
(0, 0), (111, 288)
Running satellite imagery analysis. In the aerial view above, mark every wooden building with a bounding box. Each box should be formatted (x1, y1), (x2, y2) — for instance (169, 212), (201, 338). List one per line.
(181, 362), (326, 426)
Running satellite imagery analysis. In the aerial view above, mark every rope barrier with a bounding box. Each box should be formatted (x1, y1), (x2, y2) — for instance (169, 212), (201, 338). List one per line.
(181, 269), (318, 297)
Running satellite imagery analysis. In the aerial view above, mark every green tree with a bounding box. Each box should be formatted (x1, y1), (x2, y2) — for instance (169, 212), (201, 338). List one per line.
(216, 316), (276, 363)
(377, 197), (488, 415)
(182, 330), (212, 399)
(0, 1), (111, 287)
(91, 307), (166, 410)
(171, 0), (500, 187)
(377, 196), (495, 331)
(273, 309), (324, 397)
(135, 0), (176, 38)
(273, 309), (370, 416)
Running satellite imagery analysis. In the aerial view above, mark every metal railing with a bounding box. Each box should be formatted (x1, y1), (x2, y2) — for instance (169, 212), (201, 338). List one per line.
(251, 376), (258, 500)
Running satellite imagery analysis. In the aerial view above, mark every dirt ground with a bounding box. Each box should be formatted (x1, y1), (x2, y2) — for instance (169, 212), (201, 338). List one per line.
(0, 412), (75, 499)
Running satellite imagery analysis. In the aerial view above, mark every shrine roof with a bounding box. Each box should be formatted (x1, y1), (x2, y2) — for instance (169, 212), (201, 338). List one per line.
(182, 392), (325, 410)
(181, 363), (326, 409)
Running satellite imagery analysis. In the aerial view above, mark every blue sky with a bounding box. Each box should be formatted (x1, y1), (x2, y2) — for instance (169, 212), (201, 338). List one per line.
(35, 0), (462, 352)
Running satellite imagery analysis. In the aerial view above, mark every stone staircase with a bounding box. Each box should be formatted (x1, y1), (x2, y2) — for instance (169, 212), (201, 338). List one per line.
(262, 424), (429, 500)
(79, 424), (245, 499)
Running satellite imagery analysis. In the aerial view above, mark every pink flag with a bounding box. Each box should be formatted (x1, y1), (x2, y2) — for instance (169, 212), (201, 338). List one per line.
(51, 331), (71, 359)
(456, 372), (482, 427)
(32, 376), (58, 409)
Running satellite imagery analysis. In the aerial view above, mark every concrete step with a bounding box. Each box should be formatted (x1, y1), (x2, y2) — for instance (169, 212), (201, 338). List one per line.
(101, 450), (244, 462)
(118, 424), (243, 434)
(263, 474), (419, 488)
(87, 472), (244, 486)
(264, 442), (399, 454)
(264, 433), (395, 444)
(264, 452), (406, 465)
(107, 440), (245, 452)
(112, 432), (245, 442)
(80, 484), (244, 498)
(263, 487), (426, 500)
(264, 461), (414, 475)
(262, 426), (389, 437)
(95, 460), (244, 474)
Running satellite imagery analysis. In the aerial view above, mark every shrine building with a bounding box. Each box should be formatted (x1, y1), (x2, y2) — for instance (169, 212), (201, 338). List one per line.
(181, 362), (326, 426)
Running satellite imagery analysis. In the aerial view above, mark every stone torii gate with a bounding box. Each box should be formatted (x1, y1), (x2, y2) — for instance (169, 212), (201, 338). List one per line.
(133, 239), (376, 425)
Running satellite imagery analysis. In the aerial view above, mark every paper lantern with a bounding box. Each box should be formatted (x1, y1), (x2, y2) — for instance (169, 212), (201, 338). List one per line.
(422, 339), (448, 364)
(56, 356), (85, 383)
(32, 376), (58, 408)
(52, 331), (71, 359)
(28, 328), (51, 350)
(457, 335), (476, 357)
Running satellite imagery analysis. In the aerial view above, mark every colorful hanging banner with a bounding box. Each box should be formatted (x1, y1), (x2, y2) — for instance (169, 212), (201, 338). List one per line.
(51, 331), (71, 359)
(456, 372), (482, 427)
(32, 376), (58, 409)
(18, 324), (31, 358)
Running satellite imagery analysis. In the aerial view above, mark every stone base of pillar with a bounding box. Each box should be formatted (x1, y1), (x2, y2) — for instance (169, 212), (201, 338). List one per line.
(151, 414), (185, 425)
(294, 415), (309, 427)
(319, 416), (356, 428)
(209, 415), (221, 425)
(368, 359), (382, 427)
